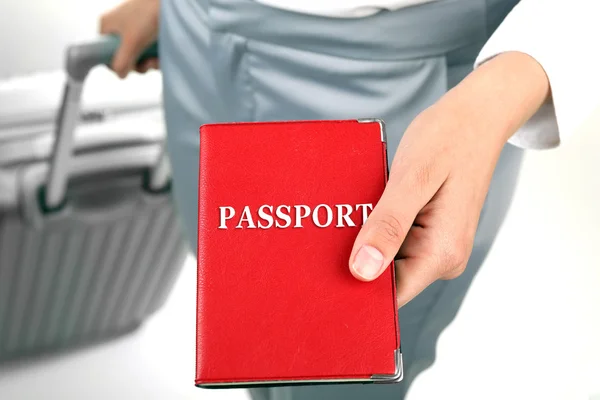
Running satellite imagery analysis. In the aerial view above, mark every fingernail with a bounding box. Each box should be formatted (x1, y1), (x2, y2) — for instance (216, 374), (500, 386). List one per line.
(351, 245), (385, 280)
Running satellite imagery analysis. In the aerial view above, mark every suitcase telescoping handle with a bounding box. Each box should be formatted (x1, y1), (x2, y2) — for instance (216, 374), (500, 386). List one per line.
(44, 35), (166, 211)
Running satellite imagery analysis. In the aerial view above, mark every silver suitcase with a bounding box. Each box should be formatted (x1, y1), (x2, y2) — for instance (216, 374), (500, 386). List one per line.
(0, 38), (188, 361)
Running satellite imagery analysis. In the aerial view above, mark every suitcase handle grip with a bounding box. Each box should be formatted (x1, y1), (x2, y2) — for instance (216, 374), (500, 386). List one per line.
(66, 35), (159, 82)
(44, 36), (167, 211)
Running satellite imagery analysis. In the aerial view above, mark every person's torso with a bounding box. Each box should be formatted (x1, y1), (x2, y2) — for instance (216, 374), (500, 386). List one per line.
(252, 0), (439, 18)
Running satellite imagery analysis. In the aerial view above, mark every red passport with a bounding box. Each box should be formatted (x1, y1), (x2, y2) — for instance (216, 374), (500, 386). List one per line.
(196, 119), (402, 387)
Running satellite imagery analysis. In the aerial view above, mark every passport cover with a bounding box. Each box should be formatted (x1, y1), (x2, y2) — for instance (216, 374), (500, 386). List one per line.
(196, 119), (402, 387)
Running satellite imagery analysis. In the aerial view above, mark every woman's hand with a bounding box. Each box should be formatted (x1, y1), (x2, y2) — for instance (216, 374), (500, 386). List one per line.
(99, 0), (160, 78)
(349, 51), (551, 308)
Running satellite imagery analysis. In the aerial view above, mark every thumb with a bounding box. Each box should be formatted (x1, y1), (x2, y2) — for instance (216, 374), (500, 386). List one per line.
(349, 159), (445, 282)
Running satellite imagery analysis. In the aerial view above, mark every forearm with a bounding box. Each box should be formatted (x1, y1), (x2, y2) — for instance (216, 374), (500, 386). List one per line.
(473, 0), (600, 149)
(440, 51), (551, 148)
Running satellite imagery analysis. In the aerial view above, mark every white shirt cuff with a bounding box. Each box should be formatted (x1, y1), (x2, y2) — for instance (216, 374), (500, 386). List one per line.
(474, 0), (600, 150)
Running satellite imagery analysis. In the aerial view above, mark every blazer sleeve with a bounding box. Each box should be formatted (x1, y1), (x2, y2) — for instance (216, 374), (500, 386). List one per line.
(475, 0), (600, 149)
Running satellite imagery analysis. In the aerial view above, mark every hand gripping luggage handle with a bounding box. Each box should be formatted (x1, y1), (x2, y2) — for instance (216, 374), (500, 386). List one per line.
(65, 35), (158, 81)
(45, 36), (167, 211)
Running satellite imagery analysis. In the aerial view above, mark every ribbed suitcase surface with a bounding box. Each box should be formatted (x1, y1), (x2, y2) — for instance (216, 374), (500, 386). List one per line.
(0, 175), (187, 360)
(0, 37), (188, 362)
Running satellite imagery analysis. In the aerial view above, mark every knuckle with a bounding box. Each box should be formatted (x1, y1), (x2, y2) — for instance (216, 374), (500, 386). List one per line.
(99, 16), (108, 32)
(372, 214), (406, 246)
(389, 159), (439, 202)
(99, 11), (114, 28)
(448, 245), (467, 268)
(440, 238), (472, 279)
(448, 246), (467, 268)
(390, 159), (434, 190)
(412, 160), (434, 189)
(442, 266), (464, 280)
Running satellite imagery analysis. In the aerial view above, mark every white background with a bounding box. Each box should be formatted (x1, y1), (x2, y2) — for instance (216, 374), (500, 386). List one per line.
(1, 0), (599, 399)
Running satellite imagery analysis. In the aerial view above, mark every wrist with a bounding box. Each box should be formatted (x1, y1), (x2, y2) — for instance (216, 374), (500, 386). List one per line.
(443, 51), (551, 146)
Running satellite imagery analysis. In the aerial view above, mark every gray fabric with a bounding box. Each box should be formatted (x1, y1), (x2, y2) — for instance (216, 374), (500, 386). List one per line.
(159, 0), (522, 398)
